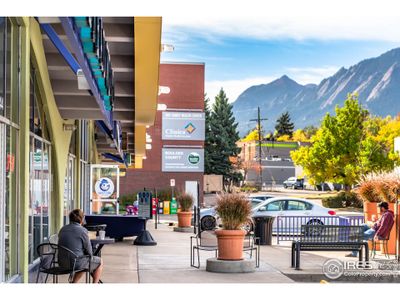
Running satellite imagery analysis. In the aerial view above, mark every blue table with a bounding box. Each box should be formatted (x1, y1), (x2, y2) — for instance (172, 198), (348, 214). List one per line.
(85, 215), (146, 241)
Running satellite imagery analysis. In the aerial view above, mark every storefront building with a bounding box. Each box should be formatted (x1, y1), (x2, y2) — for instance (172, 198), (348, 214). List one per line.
(120, 62), (205, 204)
(0, 16), (162, 283)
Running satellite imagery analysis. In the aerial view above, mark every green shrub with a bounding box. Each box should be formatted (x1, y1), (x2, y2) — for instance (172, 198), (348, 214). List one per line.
(119, 193), (137, 208)
(240, 184), (259, 193)
(322, 191), (362, 208)
(322, 197), (344, 208)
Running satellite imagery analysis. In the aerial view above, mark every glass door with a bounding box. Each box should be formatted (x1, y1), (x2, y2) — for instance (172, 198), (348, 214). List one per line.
(64, 154), (75, 224)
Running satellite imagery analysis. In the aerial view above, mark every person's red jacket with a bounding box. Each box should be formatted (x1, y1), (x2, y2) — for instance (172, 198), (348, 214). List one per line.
(373, 210), (394, 239)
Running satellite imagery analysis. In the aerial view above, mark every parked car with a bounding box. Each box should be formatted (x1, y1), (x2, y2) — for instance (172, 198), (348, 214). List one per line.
(283, 177), (304, 189)
(198, 194), (274, 230)
(252, 197), (340, 233)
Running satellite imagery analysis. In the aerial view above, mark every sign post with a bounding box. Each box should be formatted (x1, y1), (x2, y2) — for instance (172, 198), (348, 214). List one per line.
(134, 189), (157, 246)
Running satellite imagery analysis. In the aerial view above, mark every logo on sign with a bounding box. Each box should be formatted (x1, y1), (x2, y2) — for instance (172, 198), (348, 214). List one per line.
(185, 122), (196, 134)
(188, 152), (200, 165)
(95, 177), (115, 198)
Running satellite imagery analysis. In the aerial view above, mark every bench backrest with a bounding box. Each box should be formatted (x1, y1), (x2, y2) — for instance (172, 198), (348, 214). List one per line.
(300, 225), (364, 243)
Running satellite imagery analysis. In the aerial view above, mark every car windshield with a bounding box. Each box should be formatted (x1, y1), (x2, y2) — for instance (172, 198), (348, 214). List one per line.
(250, 200), (262, 208)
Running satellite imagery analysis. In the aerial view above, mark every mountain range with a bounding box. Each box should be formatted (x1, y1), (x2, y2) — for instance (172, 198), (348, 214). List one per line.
(232, 48), (400, 136)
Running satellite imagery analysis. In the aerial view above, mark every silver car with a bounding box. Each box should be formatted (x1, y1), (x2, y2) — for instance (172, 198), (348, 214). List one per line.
(198, 195), (274, 230)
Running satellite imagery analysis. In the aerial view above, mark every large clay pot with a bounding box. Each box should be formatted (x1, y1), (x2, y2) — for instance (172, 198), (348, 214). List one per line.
(215, 229), (246, 260)
(363, 202), (380, 251)
(177, 211), (192, 227)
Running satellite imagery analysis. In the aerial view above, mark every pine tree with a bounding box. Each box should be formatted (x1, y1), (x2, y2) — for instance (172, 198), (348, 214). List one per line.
(204, 94), (213, 174)
(275, 111), (295, 137)
(207, 88), (242, 187)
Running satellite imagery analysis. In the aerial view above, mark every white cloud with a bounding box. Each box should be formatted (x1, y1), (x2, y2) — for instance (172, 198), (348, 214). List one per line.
(286, 66), (340, 84)
(163, 16), (400, 43)
(206, 76), (276, 103)
(160, 0), (400, 43)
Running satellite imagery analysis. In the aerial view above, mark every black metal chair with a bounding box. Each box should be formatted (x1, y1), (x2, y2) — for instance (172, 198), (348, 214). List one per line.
(243, 232), (260, 267)
(36, 243), (91, 283)
(371, 232), (391, 259)
(190, 230), (218, 268)
(190, 230), (260, 268)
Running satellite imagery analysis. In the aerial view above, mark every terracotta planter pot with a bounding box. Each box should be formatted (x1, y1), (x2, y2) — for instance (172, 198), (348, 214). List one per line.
(177, 211), (192, 227)
(215, 229), (246, 260)
(363, 202), (380, 251)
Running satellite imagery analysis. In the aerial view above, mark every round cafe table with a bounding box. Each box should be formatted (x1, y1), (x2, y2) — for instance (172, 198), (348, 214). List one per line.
(90, 237), (115, 256)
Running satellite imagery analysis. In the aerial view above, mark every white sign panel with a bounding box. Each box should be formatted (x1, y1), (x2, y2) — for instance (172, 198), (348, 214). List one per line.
(162, 148), (204, 172)
(170, 179), (175, 187)
(162, 111), (205, 141)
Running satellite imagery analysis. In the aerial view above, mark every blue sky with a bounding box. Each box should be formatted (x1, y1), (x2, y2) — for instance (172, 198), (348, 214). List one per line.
(160, 12), (400, 103)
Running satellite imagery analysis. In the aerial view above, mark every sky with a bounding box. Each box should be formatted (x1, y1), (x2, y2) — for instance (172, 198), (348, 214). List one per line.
(159, 2), (400, 103)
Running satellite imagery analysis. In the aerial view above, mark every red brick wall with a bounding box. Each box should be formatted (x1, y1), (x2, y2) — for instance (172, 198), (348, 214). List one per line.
(120, 63), (205, 204)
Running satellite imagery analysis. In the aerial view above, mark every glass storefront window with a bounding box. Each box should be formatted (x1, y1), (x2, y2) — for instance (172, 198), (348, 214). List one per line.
(64, 154), (75, 224)
(1, 18), (20, 282)
(0, 18), (5, 117)
(29, 135), (51, 263)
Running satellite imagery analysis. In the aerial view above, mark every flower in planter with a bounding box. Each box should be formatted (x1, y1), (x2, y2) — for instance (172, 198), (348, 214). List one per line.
(215, 193), (252, 230)
(176, 192), (194, 212)
(356, 171), (400, 203)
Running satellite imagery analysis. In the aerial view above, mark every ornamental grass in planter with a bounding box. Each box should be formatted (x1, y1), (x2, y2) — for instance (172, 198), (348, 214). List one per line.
(215, 193), (252, 260)
(355, 171), (400, 254)
(176, 193), (194, 227)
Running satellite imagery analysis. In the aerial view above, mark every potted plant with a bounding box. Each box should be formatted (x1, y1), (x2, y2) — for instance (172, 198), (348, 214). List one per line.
(215, 193), (252, 260)
(176, 192), (194, 227)
(355, 171), (400, 254)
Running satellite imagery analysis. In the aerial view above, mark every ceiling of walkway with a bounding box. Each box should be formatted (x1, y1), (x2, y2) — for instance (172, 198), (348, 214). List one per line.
(41, 17), (135, 160)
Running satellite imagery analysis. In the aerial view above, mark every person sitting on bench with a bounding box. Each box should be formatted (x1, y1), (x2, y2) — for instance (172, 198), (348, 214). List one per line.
(346, 202), (394, 257)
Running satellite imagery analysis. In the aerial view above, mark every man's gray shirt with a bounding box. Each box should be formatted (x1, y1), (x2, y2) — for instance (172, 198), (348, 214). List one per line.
(58, 222), (92, 268)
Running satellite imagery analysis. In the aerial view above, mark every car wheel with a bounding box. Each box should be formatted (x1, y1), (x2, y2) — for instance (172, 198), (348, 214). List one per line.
(283, 184), (287, 188)
(201, 216), (216, 231)
(305, 219), (324, 236)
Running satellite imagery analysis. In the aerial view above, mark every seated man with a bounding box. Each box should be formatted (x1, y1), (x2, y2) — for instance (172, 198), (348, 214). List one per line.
(58, 209), (103, 283)
(346, 202), (394, 257)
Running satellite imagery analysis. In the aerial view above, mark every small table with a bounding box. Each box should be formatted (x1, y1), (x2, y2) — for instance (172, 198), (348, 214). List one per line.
(90, 238), (115, 256)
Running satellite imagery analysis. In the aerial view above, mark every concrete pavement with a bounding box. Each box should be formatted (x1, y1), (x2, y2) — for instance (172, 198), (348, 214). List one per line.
(48, 215), (398, 283)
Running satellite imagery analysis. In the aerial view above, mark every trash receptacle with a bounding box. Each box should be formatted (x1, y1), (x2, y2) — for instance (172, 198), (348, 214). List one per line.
(253, 216), (275, 245)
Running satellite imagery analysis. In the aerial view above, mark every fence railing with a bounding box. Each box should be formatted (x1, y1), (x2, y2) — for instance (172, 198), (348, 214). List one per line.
(275, 215), (365, 244)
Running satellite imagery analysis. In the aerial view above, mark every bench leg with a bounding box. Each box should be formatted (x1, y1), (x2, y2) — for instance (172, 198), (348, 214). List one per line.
(291, 242), (295, 268)
(295, 243), (300, 270)
(364, 243), (369, 262)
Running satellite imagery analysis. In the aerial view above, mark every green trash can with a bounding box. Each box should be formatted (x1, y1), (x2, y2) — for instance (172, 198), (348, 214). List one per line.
(170, 197), (178, 214)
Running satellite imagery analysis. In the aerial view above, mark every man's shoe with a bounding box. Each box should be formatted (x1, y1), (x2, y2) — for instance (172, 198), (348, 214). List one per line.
(345, 253), (357, 257)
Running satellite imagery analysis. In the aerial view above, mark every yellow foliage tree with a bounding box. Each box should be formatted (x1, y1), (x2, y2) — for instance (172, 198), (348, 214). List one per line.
(277, 134), (291, 141)
(292, 129), (309, 142)
(241, 127), (260, 142)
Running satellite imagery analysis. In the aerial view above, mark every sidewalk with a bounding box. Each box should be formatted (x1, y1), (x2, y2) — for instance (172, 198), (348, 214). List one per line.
(51, 218), (400, 283)
(99, 219), (293, 283)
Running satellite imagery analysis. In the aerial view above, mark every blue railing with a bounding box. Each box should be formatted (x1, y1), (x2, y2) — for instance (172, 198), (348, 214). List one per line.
(275, 215), (365, 244)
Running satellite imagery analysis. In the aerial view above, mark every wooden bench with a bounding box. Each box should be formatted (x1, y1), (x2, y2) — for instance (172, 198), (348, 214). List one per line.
(291, 225), (369, 270)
